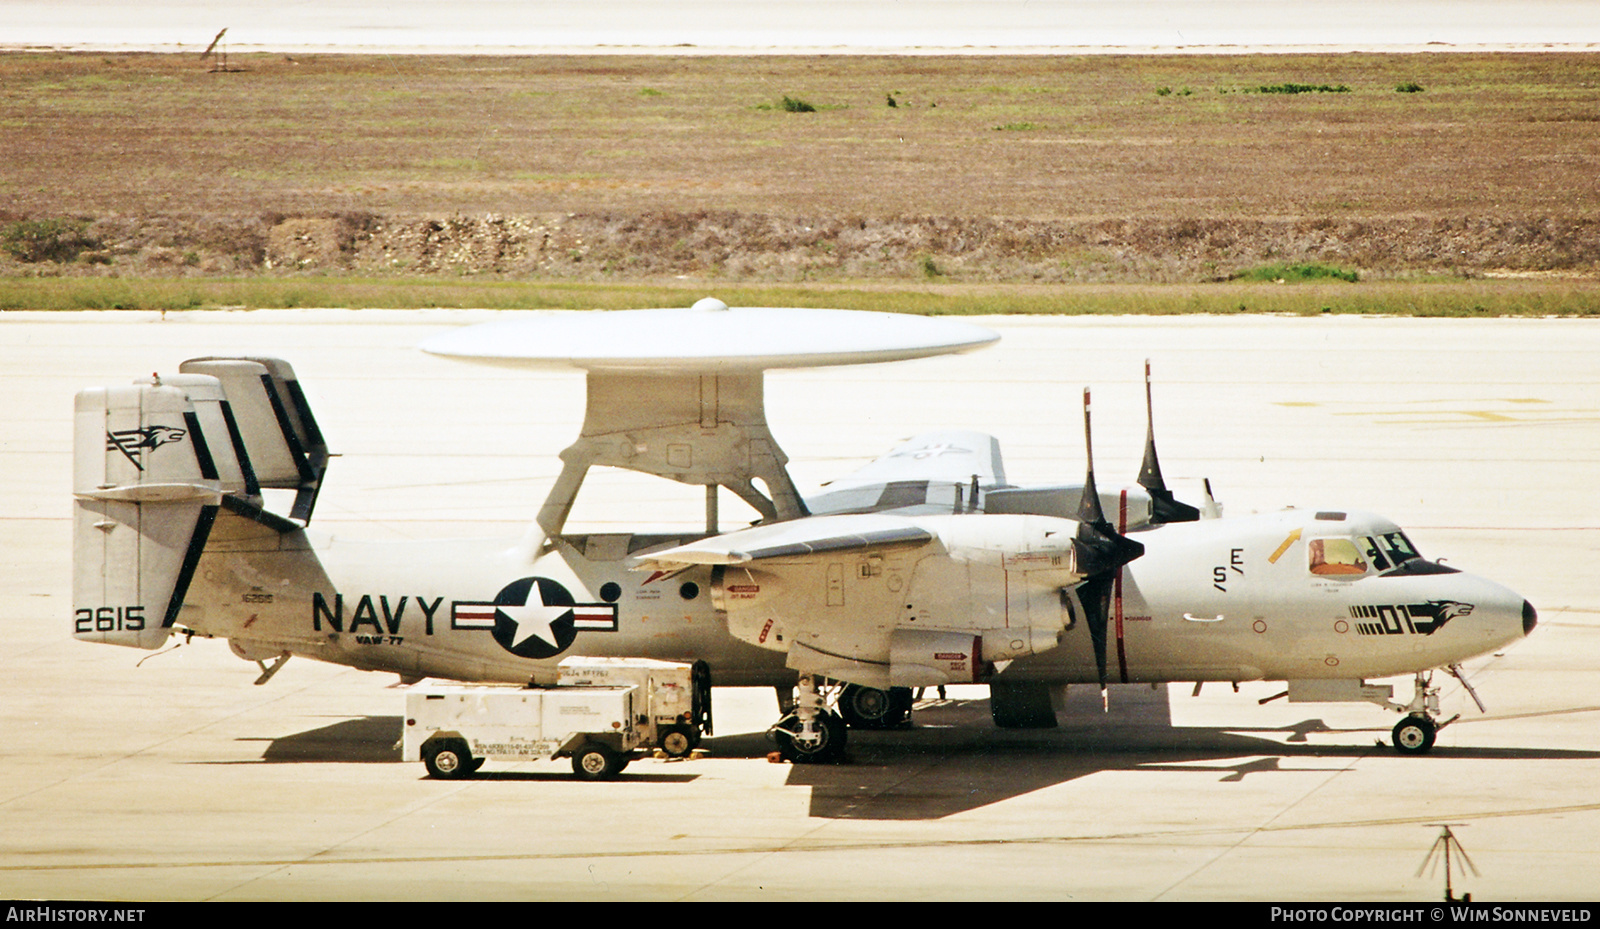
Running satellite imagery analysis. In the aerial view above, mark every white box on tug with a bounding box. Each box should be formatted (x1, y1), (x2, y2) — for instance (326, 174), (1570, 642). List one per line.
(402, 658), (707, 780)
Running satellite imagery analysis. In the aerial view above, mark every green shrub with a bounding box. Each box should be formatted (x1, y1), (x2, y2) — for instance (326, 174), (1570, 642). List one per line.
(1230, 262), (1360, 283)
(2, 219), (98, 263)
(780, 95), (816, 113)
(1395, 82), (1426, 93)
(1252, 83), (1352, 95)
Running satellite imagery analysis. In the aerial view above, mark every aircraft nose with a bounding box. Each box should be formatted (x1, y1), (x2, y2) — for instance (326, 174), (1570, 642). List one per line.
(1523, 599), (1538, 636)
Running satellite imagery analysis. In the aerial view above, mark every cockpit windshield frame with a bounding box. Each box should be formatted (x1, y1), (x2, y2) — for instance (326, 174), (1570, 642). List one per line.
(1309, 531), (1428, 578)
(1362, 531), (1421, 573)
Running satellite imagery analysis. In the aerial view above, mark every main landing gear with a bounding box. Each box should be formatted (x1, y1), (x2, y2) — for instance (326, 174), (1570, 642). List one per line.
(768, 680), (919, 763)
(838, 683), (913, 730)
(770, 675), (849, 764)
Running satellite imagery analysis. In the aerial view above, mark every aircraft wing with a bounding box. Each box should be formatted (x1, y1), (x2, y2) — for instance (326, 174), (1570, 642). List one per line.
(632, 513), (935, 569)
(806, 430), (1008, 516)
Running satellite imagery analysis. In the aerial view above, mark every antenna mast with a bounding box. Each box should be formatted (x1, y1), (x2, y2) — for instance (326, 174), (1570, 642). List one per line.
(1418, 823), (1478, 902)
(200, 28), (242, 73)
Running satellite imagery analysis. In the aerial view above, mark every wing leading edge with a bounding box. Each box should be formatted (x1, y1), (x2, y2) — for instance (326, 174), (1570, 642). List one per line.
(632, 513), (936, 569)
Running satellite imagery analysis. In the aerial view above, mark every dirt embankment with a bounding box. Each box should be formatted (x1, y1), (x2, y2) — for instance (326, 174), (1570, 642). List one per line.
(4, 212), (1598, 283)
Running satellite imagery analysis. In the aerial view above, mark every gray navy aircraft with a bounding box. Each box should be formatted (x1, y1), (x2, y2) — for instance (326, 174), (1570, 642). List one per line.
(73, 299), (1536, 762)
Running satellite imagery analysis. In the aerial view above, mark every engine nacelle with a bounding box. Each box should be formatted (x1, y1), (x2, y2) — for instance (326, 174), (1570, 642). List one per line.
(888, 629), (981, 688)
(783, 624), (1065, 690)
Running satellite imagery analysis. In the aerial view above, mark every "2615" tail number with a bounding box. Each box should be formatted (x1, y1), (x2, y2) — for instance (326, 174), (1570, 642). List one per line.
(75, 606), (146, 632)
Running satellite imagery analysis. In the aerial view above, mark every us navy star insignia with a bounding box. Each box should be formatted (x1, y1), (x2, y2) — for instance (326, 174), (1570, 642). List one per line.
(498, 584), (570, 650)
(488, 576), (580, 660)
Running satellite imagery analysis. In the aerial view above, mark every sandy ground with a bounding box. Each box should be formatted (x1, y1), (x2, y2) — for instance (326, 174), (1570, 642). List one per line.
(0, 308), (1595, 901)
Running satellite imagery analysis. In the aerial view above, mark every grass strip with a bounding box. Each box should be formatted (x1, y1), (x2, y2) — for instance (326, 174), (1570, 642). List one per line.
(1, 276), (1597, 317)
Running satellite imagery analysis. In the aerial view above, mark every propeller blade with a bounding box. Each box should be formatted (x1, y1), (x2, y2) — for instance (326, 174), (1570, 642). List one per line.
(1078, 572), (1115, 693)
(1077, 387), (1104, 527)
(1074, 387), (1145, 576)
(1137, 360), (1202, 524)
(1071, 387), (1145, 698)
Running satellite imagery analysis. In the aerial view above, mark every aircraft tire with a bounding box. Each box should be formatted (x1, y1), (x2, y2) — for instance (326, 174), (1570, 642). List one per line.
(838, 684), (912, 730)
(773, 712), (847, 764)
(423, 739), (474, 779)
(990, 681), (1058, 729)
(1392, 715), (1437, 755)
(659, 725), (697, 758)
(571, 742), (624, 780)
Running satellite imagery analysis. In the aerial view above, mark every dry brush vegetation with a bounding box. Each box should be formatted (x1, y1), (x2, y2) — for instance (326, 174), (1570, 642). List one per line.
(2, 52), (1598, 310)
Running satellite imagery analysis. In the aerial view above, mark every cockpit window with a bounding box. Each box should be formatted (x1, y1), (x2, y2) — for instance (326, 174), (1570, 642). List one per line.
(1309, 538), (1368, 576)
(1362, 532), (1421, 572)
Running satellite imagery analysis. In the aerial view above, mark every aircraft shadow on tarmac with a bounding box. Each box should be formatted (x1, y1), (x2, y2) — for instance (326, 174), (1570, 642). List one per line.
(244, 716), (405, 764)
(226, 692), (1599, 816)
(771, 689), (1600, 821)
(239, 715), (706, 781)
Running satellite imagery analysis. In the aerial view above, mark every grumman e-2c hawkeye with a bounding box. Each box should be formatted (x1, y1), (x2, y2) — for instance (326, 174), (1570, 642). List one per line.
(73, 299), (1535, 763)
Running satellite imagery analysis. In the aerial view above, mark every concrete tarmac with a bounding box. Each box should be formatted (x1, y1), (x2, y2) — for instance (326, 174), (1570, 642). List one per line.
(1, 308), (1596, 901)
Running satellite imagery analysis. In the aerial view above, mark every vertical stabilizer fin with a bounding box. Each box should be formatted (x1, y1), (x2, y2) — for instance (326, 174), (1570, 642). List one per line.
(73, 376), (245, 649)
(74, 362), (327, 650)
(180, 357), (329, 524)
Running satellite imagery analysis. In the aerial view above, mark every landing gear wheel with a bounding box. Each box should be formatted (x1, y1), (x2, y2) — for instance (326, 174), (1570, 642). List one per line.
(571, 742), (624, 780)
(1392, 715), (1437, 755)
(838, 684), (912, 730)
(773, 711), (847, 764)
(423, 739), (474, 779)
(659, 724), (697, 758)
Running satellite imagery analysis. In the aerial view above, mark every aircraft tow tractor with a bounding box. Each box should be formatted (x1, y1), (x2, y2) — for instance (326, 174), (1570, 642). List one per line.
(403, 657), (709, 780)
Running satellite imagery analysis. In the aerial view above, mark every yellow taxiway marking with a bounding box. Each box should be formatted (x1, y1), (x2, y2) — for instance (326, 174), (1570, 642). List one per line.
(1276, 398), (1600, 425)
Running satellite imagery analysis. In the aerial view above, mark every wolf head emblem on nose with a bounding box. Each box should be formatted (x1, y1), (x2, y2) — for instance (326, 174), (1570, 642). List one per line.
(1411, 599), (1475, 635)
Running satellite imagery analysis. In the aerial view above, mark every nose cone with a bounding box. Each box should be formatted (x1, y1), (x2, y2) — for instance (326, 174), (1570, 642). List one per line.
(1381, 571), (1532, 666)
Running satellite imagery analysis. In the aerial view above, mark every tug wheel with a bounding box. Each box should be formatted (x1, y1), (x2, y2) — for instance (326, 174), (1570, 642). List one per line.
(571, 742), (624, 780)
(423, 739), (474, 779)
(659, 725), (697, 758)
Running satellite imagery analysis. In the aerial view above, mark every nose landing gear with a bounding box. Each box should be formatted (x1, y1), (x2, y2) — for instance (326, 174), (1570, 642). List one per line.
(1389, 670), (1465, 755)
(1392, 713), (1438, 755)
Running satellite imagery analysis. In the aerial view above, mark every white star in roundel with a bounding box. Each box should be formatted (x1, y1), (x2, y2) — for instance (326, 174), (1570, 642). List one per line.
(497, 584), (572, 650)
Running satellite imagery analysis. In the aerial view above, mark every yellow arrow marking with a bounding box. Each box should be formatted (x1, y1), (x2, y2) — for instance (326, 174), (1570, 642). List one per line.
(1269, 528), (1302, 564)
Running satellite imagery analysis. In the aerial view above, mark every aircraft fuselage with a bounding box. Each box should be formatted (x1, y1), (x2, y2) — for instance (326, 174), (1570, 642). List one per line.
(189, 506), (1530, 693)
